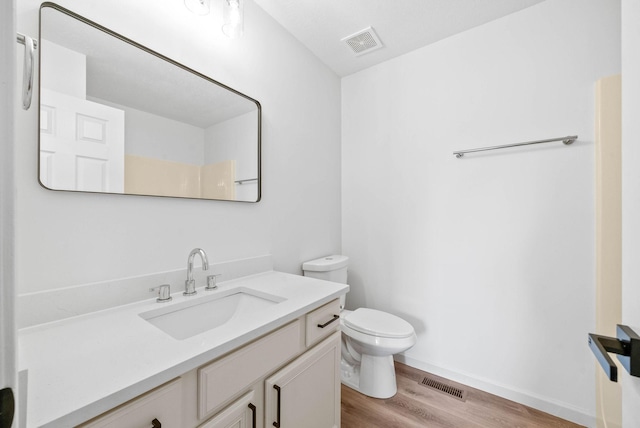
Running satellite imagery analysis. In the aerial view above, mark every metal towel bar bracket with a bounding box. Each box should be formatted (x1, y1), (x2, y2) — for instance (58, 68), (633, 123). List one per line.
(16, 32), (37, 111)
(453, 135), (578, 158)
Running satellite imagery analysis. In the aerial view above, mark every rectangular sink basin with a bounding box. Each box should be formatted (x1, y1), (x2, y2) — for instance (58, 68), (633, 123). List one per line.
(140, 288), (285, 340)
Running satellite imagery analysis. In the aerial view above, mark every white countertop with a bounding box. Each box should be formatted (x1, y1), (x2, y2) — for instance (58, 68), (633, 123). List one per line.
(18, 271), (348, 428)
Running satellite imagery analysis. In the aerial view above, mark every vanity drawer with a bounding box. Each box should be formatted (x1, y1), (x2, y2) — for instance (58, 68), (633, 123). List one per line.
(198, 319), (303, 420)
(305, 299), (341, 347)
(78, 378), (182, 428)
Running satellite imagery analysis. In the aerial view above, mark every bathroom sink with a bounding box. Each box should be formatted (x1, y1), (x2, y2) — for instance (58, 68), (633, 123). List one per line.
(140, 288), (285, 340)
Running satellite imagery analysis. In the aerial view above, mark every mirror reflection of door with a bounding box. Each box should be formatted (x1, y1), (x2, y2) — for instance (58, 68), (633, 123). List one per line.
(40, 88), (124, 193)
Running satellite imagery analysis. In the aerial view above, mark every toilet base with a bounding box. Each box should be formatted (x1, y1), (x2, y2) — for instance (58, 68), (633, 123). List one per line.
(341, 354), (398, 399)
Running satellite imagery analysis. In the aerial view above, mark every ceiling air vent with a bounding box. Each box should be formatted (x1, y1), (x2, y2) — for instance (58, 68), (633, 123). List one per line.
(341, 26), (383, 56)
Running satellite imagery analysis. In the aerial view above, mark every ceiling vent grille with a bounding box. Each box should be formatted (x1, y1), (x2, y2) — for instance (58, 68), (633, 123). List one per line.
(341, 26), (383, 56)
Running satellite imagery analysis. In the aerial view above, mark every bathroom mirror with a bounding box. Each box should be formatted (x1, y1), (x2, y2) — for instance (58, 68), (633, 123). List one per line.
(38, 3), (261, 202)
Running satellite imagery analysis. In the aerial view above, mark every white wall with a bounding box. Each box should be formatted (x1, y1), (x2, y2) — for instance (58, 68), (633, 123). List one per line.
(15, 0), (341, 294)
(0, 0), (17, 420)
(205, 111), (259, 200)
(205, 111), (257, 177)
(620, 1), (640, 426)
(342, 0), (620, 424)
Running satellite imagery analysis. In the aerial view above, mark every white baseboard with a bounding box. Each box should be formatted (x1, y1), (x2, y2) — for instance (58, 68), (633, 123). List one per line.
(395, 354), (595, 428)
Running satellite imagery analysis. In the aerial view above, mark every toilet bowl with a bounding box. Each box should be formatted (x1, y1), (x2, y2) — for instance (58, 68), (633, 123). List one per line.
(302, 255), (417, 399)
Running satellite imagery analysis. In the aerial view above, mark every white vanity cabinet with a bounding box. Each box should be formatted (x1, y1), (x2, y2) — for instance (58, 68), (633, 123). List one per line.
(265, 332), (341, 428)
(198, 299), (341, 428)
(75, 299), (341, 428)
(196, 318), (305, 426)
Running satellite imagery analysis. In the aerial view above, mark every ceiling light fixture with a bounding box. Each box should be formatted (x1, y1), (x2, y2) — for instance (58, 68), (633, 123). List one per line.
(184, 0), (211, 15)
(222, 0), (244, 39)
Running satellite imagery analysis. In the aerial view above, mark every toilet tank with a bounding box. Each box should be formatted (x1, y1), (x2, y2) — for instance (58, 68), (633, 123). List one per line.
(302, 255), (349, 284)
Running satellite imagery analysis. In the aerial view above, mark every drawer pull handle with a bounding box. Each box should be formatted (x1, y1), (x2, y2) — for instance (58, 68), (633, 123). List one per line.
(151, 418), (161, 428)
(317, 314), (340, 329)
(273, 385), (281, 427)
(248, 403), (256, 428)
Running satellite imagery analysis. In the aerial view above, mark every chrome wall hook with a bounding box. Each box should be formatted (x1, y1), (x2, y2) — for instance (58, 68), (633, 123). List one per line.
(16, 33), (37, 110)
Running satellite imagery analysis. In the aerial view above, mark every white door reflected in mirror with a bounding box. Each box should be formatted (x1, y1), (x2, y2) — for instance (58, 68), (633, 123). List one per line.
(40, 89), (124, 193)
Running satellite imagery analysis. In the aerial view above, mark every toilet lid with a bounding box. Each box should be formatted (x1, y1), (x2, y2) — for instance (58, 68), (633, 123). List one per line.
(344, 308), (414, 338)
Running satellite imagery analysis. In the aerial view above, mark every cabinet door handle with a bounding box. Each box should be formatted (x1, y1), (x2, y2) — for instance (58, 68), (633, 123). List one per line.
(151, 418), (161, 428)
(272, 385), (281, 427)
(248, 403), (256, 428)
(317, 314), (340, 328)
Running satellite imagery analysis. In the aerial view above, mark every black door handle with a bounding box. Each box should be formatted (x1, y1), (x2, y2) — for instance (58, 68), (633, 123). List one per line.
(588, 324), (640, 382)
(0, 388), (15, 428)
(588, 333), (623, 382)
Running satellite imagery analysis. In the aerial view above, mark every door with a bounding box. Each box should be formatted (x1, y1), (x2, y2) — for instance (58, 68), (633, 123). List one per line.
(265, 332), (340, 428)
(1, 3), (17, 428)
(595, 74), (622, 428)
(621, 1), (640, 426)
(39, 89), (125, 193)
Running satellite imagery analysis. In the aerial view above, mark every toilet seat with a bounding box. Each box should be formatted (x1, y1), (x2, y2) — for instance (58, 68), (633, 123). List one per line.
(344, 308), (414, 338)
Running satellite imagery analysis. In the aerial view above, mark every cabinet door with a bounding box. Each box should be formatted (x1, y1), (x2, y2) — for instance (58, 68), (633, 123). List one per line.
(198, 320), (303, 419)
(198, 391), (258, 428)
(265, 332), (340, 428)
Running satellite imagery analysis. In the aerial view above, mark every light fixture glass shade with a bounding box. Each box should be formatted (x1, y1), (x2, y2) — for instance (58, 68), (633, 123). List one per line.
(185, 0), (210, 15)
(222, 0), (244, 38)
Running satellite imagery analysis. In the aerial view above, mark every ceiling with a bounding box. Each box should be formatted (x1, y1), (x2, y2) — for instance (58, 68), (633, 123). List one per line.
(252, 0), (547, 77)
(42, 5), (257, 128)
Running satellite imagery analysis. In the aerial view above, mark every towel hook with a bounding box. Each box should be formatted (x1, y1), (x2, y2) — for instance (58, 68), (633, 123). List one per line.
(16, 33), (37, 110)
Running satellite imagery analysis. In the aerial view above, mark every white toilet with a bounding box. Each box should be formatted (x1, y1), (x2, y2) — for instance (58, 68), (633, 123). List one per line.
(302, 255), (417, 399)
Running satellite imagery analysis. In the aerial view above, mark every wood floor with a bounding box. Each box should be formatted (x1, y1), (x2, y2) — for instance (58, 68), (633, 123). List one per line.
(341, 363), (584, 428)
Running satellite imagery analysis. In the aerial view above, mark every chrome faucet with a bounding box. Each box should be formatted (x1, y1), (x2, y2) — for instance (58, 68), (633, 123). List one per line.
(184, 248), (209, 296)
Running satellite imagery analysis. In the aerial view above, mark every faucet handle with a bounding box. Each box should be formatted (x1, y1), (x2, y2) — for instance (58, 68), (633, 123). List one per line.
(205, 274), (222, 291)
(149, 284), (172, 303)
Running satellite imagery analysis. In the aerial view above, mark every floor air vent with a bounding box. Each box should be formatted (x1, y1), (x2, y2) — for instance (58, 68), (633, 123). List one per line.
(420, 376), (467, 402)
